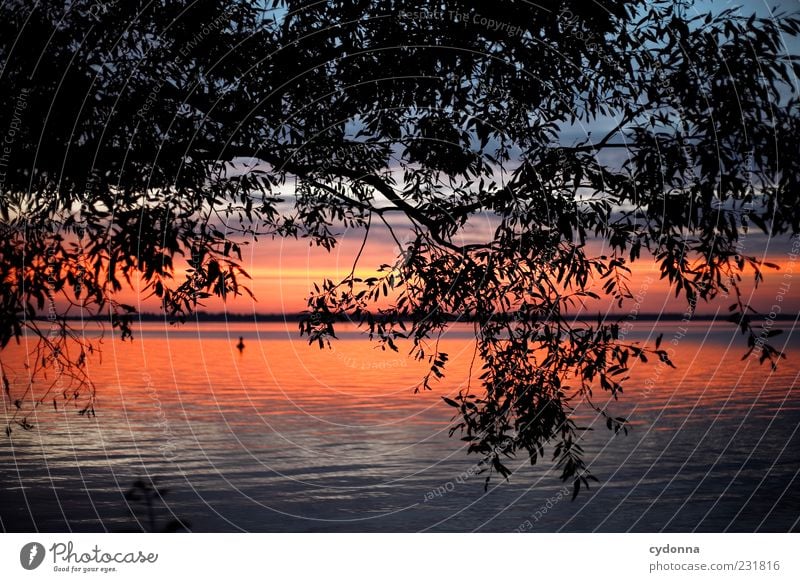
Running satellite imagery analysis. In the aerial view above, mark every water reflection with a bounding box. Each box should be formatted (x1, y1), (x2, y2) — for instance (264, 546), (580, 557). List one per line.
(1, 321), (798, 532)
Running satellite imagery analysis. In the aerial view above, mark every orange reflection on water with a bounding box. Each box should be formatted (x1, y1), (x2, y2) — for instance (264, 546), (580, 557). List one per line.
(3, 320), (798, 439)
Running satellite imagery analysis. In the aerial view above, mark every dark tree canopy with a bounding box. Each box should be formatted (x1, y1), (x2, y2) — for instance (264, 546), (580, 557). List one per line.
(2, 0), (799, 494)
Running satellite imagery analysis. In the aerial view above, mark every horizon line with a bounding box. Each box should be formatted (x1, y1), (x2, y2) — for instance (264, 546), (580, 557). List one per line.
(36, 311), (800, 323)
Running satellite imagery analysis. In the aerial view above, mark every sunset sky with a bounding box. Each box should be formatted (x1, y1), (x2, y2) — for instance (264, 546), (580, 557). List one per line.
(109, 0), (800, 319)
(118, 216), (800, 317)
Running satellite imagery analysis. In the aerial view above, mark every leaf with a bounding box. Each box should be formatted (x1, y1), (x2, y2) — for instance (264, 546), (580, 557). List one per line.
(442, 397), (459, 408)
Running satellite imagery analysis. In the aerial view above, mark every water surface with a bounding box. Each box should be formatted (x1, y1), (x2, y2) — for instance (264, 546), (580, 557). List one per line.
(2, 320), (798, 532)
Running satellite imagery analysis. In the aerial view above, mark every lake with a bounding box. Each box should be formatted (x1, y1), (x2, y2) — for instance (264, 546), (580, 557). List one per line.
(1, 320), (799, 532)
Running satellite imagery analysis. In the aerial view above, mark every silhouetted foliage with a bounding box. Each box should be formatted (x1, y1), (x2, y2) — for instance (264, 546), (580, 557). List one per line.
(1, 0), (799, 494)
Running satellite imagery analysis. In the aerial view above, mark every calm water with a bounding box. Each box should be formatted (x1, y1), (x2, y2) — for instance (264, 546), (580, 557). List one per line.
(2, 320), (799, 532)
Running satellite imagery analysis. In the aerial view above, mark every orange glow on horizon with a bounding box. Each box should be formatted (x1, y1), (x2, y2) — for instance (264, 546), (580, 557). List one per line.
(74, 233), (800, 317)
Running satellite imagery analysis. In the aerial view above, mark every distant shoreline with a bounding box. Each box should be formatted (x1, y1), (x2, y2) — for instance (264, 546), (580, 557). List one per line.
(34, 311), (800, 323)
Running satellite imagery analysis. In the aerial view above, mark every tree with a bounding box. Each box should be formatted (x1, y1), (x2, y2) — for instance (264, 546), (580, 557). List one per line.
(1, 0), (799, 495)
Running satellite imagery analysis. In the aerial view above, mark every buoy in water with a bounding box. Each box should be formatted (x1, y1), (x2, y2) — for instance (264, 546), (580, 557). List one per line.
(236, 336), (245, 352)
